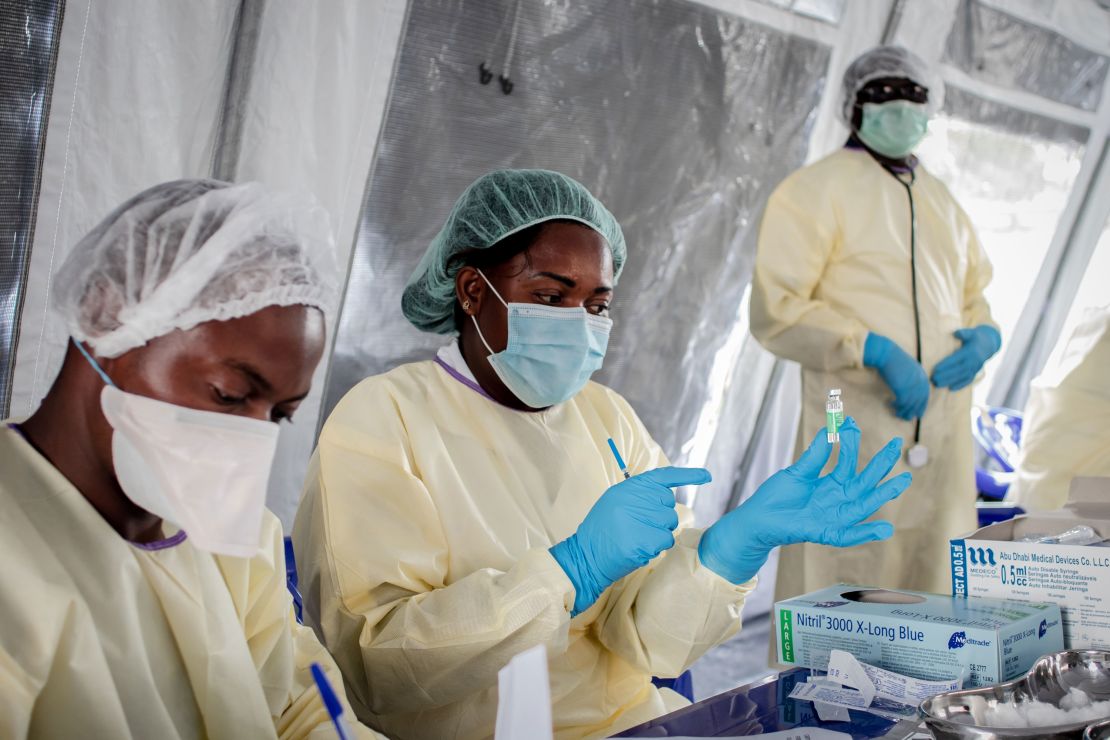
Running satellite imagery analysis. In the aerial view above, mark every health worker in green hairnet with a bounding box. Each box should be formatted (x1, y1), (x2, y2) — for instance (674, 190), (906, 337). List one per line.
(294, 169), (912, 740)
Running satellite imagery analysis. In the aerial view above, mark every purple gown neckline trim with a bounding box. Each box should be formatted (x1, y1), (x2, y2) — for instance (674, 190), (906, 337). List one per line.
(434, 356), (495, 401)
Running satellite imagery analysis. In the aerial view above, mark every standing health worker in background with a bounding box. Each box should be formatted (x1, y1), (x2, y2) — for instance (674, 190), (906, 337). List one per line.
(751, 46), (1001, 598)
(1010, 306), (1110, 511)
(295, 169), (912, 740)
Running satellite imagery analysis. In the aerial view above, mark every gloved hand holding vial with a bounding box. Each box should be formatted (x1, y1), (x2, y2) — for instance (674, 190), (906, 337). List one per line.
(698, 418), (912, 585)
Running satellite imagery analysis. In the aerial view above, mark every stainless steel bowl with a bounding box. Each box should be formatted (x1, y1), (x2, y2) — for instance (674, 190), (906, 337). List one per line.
(1085, 718), (1110, 740)
(920, 650), (1110, 740)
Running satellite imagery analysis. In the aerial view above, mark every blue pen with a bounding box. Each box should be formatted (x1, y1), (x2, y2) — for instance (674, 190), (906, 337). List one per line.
(607, 438), (630, 480)
(311, 662), (352, 740)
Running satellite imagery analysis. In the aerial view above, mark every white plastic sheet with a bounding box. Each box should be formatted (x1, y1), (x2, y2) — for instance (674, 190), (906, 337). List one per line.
(10, 0), (234, 417)
(228, 0), (408, 527)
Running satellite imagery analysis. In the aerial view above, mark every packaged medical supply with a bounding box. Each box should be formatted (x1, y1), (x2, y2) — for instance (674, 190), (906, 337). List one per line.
(789, 681), (918, 721)
(787, 650), (959, 722)
(951, 476), (1110, 649)
(775, 584), (1063, 687)
(1016, 524), (1105, 546)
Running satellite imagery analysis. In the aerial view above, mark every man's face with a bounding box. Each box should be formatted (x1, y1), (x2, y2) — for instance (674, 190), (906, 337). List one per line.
(851, 77), (930, 135)
(99, 304), (326, 424)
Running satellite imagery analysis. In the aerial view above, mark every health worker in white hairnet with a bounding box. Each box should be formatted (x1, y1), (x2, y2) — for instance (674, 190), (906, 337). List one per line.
(294, 168), (912, 740)
(751, 46), (1000, 600)
(0, 180), (384, 739)
(1010, 306), (1110, 510)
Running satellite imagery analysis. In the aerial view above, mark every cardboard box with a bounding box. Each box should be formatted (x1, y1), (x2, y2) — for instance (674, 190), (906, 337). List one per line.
(950, 476), (1110, 650)
(774, 585), (1063, 688)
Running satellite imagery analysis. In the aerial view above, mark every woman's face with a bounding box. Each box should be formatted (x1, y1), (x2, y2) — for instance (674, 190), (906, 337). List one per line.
(99, 304), (327, 424)
(456, 221), (615, 355)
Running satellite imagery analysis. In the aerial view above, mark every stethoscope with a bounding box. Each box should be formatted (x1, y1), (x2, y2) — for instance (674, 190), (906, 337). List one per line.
(878, 161), (930, 469)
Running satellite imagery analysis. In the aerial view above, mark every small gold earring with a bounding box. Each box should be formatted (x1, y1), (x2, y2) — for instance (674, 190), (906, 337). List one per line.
(463, 300), (471, 311)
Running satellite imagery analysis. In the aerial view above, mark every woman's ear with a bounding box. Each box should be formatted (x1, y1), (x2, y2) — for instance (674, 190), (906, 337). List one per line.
(455, 266), (485, 316)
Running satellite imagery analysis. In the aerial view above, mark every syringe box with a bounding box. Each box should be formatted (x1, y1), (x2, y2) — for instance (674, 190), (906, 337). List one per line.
(774, 585), (1062, 688)
(951, 476), (1110, 650)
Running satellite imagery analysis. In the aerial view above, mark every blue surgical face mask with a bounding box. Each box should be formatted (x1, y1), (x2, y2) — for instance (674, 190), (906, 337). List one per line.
(471, 269), (612, 408)
(858, 100), (929, 159)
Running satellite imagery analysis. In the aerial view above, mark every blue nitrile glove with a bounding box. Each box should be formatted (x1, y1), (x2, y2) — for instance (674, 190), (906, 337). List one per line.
(698, 418), (911, 584)
(863, 332), (930, 420)
(931, 325), (1002, 391)
(550, 466), (712, 615)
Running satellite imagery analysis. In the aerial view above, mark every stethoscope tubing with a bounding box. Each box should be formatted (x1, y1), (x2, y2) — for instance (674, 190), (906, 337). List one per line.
(881, 163), (924, 446)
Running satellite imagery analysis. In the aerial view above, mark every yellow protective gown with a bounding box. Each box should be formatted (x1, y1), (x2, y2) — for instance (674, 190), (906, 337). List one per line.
(0, 423), (383, 740)
(751, 147), (996, 599)
(1010, 307), (1110, 511)
(293, 349), (754, 740)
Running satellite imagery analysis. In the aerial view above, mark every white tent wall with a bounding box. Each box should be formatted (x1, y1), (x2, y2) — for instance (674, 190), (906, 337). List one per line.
(993, 109), (1110, 409)
(919, 1), (1110, 412)
(225, 0), (408, 528)
(10, 0), (236, 421)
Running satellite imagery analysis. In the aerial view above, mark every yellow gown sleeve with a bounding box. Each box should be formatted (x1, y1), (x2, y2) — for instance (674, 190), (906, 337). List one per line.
(0, 533), (39, 739)
(590, 392), (755, 678)
(0, 590), (137, 739)
(594, 526), (754, 678)
(957, 205), (996, 330)
(220, 512), (385, 740)
(0, 642), (35, 738)
(750, 173), (870, 370)
(283, 620), (386, 740)
(0, 498), (131, 740)
(293, 398), (576, 719)
(1011, 311), (1110, 511)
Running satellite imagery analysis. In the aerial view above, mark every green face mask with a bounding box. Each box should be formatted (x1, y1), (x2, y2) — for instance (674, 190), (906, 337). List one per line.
(858, 100), (929, 159)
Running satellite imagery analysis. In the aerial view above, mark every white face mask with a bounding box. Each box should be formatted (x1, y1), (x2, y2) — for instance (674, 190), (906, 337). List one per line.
(78, 342), (280, 557)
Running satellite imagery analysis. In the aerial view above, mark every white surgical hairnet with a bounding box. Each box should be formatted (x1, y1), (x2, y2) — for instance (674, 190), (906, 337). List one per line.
(840, 45), (944, 126)
(53, 179), (339, 358)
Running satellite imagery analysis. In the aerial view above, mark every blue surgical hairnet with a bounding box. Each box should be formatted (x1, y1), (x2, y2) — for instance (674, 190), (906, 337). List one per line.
(840, 45), (944, 125)
(53, 179), (339, 357)
(402, 169), (627, 335)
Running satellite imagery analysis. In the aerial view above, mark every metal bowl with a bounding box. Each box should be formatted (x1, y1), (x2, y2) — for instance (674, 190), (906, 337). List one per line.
(920, 650), (1110, 740)
(1085, 718), (1110, 740)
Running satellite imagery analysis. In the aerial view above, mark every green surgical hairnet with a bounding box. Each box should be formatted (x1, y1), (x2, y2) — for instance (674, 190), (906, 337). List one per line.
(840, 45), (944, 125)
(402, 169), (627, 334)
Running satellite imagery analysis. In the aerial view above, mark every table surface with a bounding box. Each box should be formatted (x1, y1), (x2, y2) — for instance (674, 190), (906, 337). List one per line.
(613, 669), (903, 739)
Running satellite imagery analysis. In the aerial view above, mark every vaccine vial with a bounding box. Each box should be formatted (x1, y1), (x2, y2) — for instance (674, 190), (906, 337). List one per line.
(826, 389), (844, 443)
